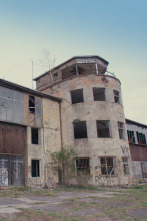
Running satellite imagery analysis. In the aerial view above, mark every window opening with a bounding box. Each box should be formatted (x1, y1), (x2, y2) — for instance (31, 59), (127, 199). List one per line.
(100, 157), (115, 175)
(97, 120), (110, 138)
(136, 132), (146, 145)
(31, 128), (39, 144)
(29, 96), (35, 113)
(93, 88), (105, 101)
(118, 122), (124, 139)
(127, 130), (135, 143)
(71, 89), (84, 104)
(73, 121), (87, 139)
(53, 72), (58, 80)
(114, 90), (120, 103)
(31, 160), (40, 177)
(76, 157), (90, 174)
(122, 157), (130, 175)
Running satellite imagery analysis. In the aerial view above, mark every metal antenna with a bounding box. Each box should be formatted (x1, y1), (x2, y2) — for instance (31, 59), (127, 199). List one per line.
(32, 61), (33, 89)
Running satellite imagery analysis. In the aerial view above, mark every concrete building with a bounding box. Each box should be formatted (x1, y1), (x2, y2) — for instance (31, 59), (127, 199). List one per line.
(0, 79), (61, 188)
(126, 119), (147, 180)
(34, 56), (134, 186)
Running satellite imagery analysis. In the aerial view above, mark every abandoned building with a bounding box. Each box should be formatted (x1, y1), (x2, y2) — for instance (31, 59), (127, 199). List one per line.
(0, 79), (61, 187)
(0, 55), (146, 187)
(126, 119), (147, 180)
(34, 56), (134, 186)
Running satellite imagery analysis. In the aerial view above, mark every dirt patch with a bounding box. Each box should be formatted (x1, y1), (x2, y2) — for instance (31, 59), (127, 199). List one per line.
(127, 208), (147, 218)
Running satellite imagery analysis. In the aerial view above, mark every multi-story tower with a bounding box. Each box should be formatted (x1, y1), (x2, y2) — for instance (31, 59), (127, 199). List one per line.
(35, 56), (133, 186)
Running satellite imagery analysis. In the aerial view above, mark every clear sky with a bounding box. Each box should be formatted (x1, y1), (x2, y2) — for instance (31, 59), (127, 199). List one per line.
(0, 0), (147, 124)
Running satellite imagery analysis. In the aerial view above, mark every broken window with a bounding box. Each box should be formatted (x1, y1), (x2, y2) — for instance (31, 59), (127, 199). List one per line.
(122, 157), (130, 175)
(93, 88), (105, 101)
(127, 130), (135, 143)
(73, 121), (87, 139)
(97, 120), (110, 138)
(136, 132), (146, 145)
(100, 157), (115, 175)
(31, 128), (39, 144)
(31, 160), (40, 177)
(114, 90), (120, 103)
(118, 122), (125, 139)
(53, 72), (58, 80)
(71, 89), (84, 104)
(76, 157), (90, 174)
(29, 95), (35, 113)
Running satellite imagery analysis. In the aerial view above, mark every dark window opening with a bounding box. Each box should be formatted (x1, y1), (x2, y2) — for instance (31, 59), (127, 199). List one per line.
(76, 157), (90, 174)
(73, 121), (87, 139)
(114, 90), (120, 103)
(32, 160), (40, 177)
(93, 88), (105, 101)
(71, 89), (84, 104)
(136, 132), (146, 145)
(127, 130), (135, 143)
(31, 128), (39, 144)
(53, 72), (58, 79)
(118, 122), (124, 139)
(100, 157), (115, 175)
(97, 120), (110, 138)
(122, 157), (130, 175)
(29, 96), (35, 113)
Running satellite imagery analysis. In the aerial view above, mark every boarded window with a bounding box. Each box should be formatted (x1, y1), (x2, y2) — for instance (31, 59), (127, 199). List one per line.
(118, 122), (125, 139)
(73, 121), (87, 139)
(127, 130), (135, 143)
(122, 157), (130, 175)
(31, 128), (39, 144)
(136, 132), (146, 145)
(97, 120), (110, 138)
(29, 96), (35, 113)
(114, 90), (120, 103)
(71, 89), (84, 104)
(32, 160), (40, 177)
(76, 157), (90, 174)
(93, 88), (105, 101)
(100, 157), (115, 175)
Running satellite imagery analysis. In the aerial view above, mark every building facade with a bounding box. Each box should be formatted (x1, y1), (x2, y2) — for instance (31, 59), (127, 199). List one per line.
(126, 119), (147, 180)
(0, 79), (61, 188)
(35, 56), (134, 186)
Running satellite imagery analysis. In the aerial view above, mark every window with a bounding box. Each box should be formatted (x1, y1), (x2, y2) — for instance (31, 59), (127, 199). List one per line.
(29, 95), (35, 113)
(100, 157), (115, 175)
(114, 90), (120, 103)
(136, 132), (146, 145)
(93, 88), (105, 101)
(71, 89), (84, 104)
(53, 72), (58, 80)
(118, 122), (125, 139)
(31, 128), (39, 144)
(32, 160), (40, 177)
(76, 157), (90, 174)
(97, 120), (110, 138)
(127, 130), (135, 143)
(122, 157), (130, 175)
(73, 121), (87, 139)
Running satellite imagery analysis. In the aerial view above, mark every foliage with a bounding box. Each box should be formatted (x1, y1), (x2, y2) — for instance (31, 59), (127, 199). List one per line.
(51, 146), (78, 184)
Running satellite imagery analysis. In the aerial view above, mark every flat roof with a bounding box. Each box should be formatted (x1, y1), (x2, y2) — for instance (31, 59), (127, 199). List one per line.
(34, 55), (109, 81)
(0, 79), (61, 102)
(126, 118), (147, 129)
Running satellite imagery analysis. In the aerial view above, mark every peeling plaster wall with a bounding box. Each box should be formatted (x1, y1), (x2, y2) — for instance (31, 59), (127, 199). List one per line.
(41, 75), (133, 186)
(26, 98), (61, 188)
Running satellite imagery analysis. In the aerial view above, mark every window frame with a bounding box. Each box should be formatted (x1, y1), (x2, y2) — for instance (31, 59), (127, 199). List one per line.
(29, 95), (35, 114)
(127, 130), (135, 143)
(70, 89), (84, 104)
(31, 128), (40, 145)
(100, 157), (116, 176)
(136, 132), (146, 145)
(93, 87), (105, 101)
(76, 157), (90, 174)
(118, 122), (125, 139)
(73, 121), (88, 139)
(122, 157), (130, 176)
(114, 90), (120, 104)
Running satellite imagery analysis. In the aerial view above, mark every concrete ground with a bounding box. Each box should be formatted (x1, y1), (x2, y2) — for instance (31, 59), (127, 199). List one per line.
(0, 185), (147, 221)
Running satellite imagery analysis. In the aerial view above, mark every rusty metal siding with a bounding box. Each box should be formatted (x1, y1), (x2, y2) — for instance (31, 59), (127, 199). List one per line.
(130, 144), (147, 161)
(0, 122), (26, 155)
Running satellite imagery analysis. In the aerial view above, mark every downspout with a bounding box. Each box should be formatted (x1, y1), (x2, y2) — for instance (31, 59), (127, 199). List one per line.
(59, 100), (64, 184)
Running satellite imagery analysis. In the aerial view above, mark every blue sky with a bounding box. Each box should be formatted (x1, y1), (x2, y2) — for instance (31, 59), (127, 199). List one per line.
(0, 0), (147, 123)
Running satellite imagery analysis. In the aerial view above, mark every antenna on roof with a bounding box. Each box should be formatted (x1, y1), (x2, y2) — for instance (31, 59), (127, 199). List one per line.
(32, 61), (33, 89)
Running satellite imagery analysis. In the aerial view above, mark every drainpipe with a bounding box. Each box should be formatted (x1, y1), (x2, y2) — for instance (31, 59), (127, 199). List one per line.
(59, 101), (64, 184)
(95, 63), (98, 74)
